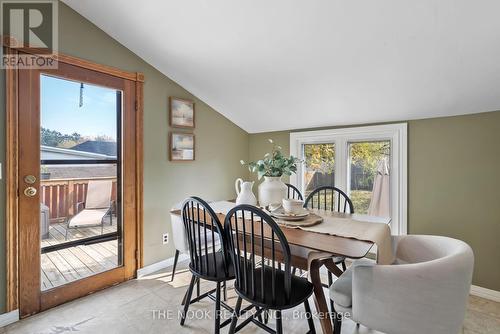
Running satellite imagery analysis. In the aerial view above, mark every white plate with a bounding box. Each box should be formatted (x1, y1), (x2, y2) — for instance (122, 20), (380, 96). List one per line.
(271, 208), (309, 221)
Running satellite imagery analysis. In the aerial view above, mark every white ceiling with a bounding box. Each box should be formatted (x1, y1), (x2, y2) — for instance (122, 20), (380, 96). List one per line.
(63, 0), (500, 133)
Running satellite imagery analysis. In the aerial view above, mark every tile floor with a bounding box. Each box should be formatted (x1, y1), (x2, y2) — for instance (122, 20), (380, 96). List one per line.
(4, 261), (500, 334)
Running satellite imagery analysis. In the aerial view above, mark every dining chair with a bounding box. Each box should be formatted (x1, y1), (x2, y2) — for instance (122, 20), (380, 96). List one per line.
(303, 186), (354, 311)
(303, 185), (354, 214)
(224, 204), (316, 334)
(179, 197), (234, 334)
(169, 201), (221, 283)
(286, 183), (303, 200)
(329, 235), (474, 334)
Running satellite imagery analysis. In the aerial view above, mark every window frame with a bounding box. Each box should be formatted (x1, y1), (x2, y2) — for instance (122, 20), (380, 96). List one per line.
(290, 123), (407, 235)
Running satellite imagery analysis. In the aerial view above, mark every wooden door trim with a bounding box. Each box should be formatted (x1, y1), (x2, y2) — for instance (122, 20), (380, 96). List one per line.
(2, 37), (145, 82)
(135, 81), (144, 268)
(4, 48), (144, 312)
(5, 47), (19, 312)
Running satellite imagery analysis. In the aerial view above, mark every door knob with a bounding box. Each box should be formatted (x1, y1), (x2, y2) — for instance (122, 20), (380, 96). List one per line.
(24, 187), (37, 197)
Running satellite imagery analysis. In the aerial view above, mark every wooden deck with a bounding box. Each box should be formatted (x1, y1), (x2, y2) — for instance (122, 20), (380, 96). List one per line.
(40, 219), (119, 290)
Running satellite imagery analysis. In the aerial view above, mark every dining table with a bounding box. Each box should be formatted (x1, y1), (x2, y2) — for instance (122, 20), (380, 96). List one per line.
(170, 200), (391, 334)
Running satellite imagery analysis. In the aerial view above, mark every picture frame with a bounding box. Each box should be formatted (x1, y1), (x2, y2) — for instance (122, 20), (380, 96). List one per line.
(169, 132), (195, 161)
(169, 97), (195, 128)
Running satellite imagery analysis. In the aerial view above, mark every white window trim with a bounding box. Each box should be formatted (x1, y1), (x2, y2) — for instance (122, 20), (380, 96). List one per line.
(290, 123), (407, 235)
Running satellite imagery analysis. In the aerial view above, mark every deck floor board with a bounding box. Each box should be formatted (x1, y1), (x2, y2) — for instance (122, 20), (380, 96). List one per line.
(40, 221), (119, 290)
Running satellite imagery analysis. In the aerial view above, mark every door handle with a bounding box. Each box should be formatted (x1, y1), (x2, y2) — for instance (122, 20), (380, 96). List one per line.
(24, 187), (37, 197)
(24, 175), (36, 184)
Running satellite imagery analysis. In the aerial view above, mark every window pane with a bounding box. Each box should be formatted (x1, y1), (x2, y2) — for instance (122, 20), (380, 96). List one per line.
(41, 74), (119, 161)
(303, 143), (335, 197)
(348, 141), (390, 216)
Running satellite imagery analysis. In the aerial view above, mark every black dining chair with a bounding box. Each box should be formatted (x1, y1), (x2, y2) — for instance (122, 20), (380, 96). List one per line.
(225, 205), (315, 334)
(303, 186), (354, 314)
(180, 197), (235, 334)
(286, 183), (304, 201)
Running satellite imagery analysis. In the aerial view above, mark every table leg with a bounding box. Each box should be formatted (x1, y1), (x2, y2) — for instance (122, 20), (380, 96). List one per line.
(308, 253), (333, 334)
(323, 258), (343, 278)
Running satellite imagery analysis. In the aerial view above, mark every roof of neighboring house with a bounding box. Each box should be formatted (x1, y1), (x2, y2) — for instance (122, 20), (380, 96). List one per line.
(71, 141), (117, 157)
(41, 145), (113, 160)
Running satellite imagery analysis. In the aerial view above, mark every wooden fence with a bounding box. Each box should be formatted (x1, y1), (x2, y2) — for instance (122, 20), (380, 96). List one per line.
(40, 177), (117, 222)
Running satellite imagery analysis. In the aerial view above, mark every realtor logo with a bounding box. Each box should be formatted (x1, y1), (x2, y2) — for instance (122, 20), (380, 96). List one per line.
(1, 0), (58, 69)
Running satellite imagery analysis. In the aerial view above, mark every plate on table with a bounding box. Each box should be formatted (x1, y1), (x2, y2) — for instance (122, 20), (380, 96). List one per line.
(271, 207), (309, 221)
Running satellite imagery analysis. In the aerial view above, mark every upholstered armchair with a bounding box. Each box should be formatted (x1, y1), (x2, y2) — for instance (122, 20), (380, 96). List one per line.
(330, 235), (474, 334)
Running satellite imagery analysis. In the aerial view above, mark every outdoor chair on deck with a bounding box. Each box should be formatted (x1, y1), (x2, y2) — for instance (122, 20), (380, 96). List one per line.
(66, 180), (113, 240)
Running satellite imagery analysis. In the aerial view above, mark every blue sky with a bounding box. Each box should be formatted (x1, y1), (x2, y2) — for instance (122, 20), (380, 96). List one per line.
(41, 75), (118, 140)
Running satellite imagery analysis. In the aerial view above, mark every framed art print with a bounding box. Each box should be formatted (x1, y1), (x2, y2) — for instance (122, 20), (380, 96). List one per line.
(170, 132), (195, 161)
(169, 97), (195, 128)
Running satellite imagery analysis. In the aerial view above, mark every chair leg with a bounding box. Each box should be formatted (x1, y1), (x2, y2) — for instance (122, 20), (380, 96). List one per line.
(276, 310), (283, 334)
(228, 296), (242, 334)
(223, 281), (227, 301)
(214, 281), (221, 334)
(304, 300), (316, 334)
(328, 271), (335, 314)
(171, 250), (180, 282)
(180, 275), (196, 325)
(332, 304), (342, 334)
(196, 278), (200, 297)
(341, 261), (346, 272)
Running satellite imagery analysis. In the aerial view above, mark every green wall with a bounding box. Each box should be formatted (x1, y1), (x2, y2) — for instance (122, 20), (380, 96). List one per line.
(0, 3), (248, 312)
(248, 111), (500, 291)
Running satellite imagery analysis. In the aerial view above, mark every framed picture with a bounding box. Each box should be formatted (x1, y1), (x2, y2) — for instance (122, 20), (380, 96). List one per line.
(169, 97), (195, 128)
(170, 133), (195, 161)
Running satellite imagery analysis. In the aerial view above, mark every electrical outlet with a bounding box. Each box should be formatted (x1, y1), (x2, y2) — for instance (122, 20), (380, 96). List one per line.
(162, 233), (169, 245)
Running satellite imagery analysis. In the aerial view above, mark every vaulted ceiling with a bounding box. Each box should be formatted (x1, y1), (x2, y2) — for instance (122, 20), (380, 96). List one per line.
(63, 0), (500, 133)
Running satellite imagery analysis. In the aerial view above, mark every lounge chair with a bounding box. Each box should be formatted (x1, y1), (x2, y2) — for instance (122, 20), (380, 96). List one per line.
(66, 180), (113, 240)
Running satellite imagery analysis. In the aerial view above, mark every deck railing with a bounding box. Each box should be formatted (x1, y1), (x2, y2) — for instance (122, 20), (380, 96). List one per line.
(40, 176), (117, 222)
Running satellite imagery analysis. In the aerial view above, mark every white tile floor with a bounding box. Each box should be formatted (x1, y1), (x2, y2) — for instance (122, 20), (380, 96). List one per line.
(4, 261), (500, 334)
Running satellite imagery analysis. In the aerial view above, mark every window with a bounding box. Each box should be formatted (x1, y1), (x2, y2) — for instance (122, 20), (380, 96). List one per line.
(290, 124), (407, 235)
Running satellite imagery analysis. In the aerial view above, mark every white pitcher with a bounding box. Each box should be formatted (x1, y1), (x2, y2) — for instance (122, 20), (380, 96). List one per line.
(235, 178), (257, 205)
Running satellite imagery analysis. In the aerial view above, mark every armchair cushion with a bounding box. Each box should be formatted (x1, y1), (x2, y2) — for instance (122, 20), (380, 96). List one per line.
(330, 259), (374, 308)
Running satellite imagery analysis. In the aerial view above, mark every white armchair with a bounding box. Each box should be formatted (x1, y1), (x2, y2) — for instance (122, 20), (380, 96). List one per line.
(330, 235), (474, 334)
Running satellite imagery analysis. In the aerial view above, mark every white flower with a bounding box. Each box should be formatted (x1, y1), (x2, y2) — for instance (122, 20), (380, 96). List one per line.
(268, 139), (273, 143)
(240, 160), (245, 165)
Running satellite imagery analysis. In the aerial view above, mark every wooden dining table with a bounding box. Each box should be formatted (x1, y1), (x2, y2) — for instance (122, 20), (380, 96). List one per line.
(170, 203), (391, 334)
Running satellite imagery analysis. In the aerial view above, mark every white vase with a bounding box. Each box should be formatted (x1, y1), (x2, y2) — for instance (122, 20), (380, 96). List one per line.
(258, 176), (287, 207)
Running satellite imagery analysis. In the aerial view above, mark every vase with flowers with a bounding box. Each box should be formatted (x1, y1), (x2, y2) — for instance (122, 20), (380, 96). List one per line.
(240, 139), (301, 207)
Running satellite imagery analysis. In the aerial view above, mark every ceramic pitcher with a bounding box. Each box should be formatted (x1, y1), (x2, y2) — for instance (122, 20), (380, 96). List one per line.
(235, 178), (257, 205)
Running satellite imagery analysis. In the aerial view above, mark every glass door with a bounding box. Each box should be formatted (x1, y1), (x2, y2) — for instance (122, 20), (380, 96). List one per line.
(39, 74), (122, 290)
(17, 57), (139, 317)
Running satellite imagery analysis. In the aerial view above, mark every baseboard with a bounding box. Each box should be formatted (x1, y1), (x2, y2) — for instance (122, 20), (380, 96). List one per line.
(0, 309), (19, 328)
(136, 253), (189, 278)
(470, 285), (500, 303)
